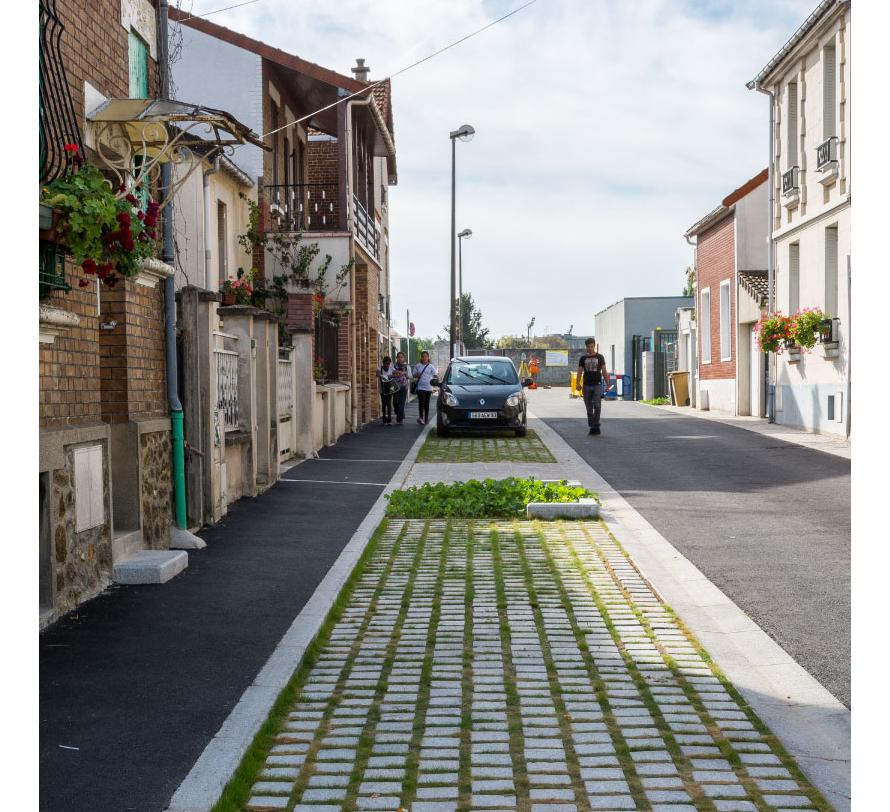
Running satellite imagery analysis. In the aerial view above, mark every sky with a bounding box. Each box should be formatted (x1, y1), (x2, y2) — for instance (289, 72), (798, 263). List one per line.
(182, 0), (816, 341)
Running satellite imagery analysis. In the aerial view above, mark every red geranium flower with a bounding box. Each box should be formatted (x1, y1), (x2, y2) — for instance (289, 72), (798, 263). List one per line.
(63, 144), (79, 154)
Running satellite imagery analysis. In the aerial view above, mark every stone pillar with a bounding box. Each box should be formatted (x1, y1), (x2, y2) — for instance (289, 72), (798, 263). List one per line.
(219, 306), (258, 498)
(291, 327), (315, 458)
(641, 351), (656, 401)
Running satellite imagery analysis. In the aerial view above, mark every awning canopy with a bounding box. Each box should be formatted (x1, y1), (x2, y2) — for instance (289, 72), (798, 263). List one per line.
(87, 97), (267, 151)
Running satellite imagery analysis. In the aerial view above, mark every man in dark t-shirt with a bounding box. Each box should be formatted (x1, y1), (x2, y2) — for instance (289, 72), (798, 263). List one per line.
(578, 337), (610, 435)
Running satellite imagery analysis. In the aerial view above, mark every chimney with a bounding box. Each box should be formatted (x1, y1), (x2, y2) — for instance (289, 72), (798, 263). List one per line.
(351, 58), (370, 82)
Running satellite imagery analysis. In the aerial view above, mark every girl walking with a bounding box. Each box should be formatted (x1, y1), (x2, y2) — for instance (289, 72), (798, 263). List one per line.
(412, 351), (436, 425)
(377, 356), (396, 425)
(391, 351), (410, 425)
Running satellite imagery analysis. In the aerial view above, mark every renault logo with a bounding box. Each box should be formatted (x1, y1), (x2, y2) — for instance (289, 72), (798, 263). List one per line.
(479, 398), (485, 405)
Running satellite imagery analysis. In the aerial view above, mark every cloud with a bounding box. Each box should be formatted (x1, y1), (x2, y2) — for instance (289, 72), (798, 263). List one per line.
(187, 0), (815, 338)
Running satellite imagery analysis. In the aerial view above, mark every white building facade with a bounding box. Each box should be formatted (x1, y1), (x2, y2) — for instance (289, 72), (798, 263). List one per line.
(749, 0), (851, 436)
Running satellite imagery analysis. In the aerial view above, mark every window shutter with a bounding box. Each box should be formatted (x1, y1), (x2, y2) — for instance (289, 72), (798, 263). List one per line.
(825, 226), (838, 317)
(700, 290), (711, 363)
(128, 30), (149, 99)
(789, 244), (800, 313)
(823, 45), (836, 139)
(787, 83), (798, 166)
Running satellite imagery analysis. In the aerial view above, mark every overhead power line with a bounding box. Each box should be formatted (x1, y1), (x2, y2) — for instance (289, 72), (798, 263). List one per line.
(177, 0), (262, 24)
(255, 0), (539, 141)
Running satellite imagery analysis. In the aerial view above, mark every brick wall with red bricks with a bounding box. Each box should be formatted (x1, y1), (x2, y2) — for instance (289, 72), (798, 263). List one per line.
(41, 0), (161, 428)
(306, 138), (342, 229)
(696, 213), (736, 381)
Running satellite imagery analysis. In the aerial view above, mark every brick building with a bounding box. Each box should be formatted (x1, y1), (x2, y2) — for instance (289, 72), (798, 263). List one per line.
(684, 169), (769, 415)
(39, 0), (175, 625)
(169, 10), (398, 429)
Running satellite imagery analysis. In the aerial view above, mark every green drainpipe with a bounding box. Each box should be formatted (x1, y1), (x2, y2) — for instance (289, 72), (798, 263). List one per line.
(158, 0), (187, 528)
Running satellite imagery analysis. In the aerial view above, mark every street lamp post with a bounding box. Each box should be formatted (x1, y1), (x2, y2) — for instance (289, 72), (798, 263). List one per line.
(449, 124), (475, 359)
(457, 228), (472, 350)
(527, 316), (536, 345)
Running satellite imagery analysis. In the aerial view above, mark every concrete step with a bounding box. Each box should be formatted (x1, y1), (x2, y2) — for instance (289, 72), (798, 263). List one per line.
(112, 528), (143, 563)
(526, 499), (600, 520)
(113, 550), (188, 585)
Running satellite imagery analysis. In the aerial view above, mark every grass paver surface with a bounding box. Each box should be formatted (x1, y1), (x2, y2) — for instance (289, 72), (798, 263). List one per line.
(416, 430), (556, 464)
(231, 519), (830, 812)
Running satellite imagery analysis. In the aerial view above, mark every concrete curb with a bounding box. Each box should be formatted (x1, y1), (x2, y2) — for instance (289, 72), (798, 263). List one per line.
(165, 422), (433, 812)
(648, 403), (851, 460)
(528, 408), (851, 812)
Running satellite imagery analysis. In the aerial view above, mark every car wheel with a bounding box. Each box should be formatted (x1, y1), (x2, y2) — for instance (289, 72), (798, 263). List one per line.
(514, 427), (527, 438)
(436, 414), (450, 438)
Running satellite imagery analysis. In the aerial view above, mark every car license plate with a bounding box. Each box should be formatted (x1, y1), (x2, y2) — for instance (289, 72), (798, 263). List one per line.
(468, 411), (498, 419)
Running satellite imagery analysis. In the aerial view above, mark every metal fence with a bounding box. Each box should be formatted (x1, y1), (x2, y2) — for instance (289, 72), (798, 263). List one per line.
(277, 357), (293, 419)
(215, 349), (240, 430)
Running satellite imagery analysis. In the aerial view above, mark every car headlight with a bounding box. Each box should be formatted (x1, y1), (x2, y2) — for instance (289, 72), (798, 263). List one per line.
(505, 393), (522, 408)
(445, 393), (460, 407)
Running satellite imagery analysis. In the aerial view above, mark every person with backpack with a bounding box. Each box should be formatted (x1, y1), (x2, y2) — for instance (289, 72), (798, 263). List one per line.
(578, 337), (610, 435)
(411, 351), (436, 425)
(377, 356), (396, 425)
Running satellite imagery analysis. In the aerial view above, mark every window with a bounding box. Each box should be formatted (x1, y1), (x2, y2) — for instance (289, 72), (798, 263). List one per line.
(788, 243), (800, 313)
(700, 288), (711, 364)
(217, 201), (228, 286)
(128, 30), (149, 99)
(719, 280), (731, 361)
(823, 44), (836, 139)
(270, 101), (280, 184)
(787, 82), (798, 167)
(825, 225), (838, 316)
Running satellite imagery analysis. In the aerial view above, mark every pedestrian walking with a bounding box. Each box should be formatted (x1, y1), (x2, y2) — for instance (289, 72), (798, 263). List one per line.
(377, 356), (396, 425)
(411, 351), (436, 425)
(391, 351), (410, 425)
(577, 337), (610, 435)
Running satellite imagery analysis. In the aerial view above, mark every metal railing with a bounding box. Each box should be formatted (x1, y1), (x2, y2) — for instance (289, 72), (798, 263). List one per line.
(277, 357), (293, 419)
(265, 182), (338, 231)
(352, 194), (380, 260)
(816, 137), (838, 170)
(215, 349), (240, 431)
(782, 166), (799, 195)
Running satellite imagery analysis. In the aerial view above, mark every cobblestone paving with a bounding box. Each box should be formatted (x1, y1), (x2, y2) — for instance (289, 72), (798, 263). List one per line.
(244, 520), (827, 812)
(416, 431), (556, 464)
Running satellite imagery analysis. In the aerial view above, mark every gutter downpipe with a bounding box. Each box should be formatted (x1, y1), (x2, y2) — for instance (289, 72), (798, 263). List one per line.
(203, 155), (221, 290)
(750, 80), (776, 422)
(684, 233), (697, 408)
(158, 0), (187, 528)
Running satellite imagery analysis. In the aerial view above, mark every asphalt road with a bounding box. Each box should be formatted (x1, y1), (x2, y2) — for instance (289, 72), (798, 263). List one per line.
(535, 393), (850, 707)
(39, 405), (426, 812)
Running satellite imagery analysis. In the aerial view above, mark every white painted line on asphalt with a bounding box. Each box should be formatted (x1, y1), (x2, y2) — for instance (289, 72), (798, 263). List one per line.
(280, 478), (388, 486)
(165, 421), (434, 812)
(528, 406), (851, 812)
(310, 457), (405, 463)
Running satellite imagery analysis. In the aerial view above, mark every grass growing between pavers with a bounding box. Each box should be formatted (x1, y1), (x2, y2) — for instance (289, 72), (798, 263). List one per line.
(208, 520), (398, 812)
(585, 519), (836, 812)
(415, 429), (556, 464)
(212, 516), (833, 812)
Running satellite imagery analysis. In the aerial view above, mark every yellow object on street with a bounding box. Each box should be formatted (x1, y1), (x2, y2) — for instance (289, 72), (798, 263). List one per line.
(569, 371), (581, 398)
(669, 371), (690, 406)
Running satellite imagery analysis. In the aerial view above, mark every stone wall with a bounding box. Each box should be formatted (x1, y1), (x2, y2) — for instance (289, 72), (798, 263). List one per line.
(139, 430), (172, 549)
(52, 442), (112, 618)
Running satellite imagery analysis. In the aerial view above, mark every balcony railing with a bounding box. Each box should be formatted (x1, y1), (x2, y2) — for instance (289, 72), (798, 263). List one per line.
(816, 137), (838, 170)
(352, 194), (380, 261)
(265, 182), (339, 232)
(782, 166), (799, 196)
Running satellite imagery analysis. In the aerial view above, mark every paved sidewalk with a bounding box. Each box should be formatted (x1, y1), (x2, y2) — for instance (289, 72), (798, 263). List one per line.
(40, 406), (427, 812)
(244, 519), (829, 812)
(647, 405), (850, 460)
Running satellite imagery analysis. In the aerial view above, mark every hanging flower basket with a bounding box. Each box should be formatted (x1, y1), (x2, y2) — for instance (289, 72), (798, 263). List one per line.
(40, 147), (157, 288)
(790, 308), (826, 350)
(754, 312), (793, 354)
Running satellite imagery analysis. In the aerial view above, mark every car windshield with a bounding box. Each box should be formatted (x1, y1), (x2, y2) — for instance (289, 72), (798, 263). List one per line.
(447, 360), (518, 386)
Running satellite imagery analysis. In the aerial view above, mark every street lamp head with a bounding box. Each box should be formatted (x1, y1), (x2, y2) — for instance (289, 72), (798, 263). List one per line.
(458, 228), (473, 239)
(450, 124), (475, 142)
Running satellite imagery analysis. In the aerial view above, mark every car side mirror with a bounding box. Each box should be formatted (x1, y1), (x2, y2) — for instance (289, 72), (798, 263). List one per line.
(522, 377), (533, 387)
(430, 377), (441, 388)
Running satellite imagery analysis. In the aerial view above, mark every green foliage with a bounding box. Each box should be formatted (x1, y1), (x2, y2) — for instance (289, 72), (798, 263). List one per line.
(641, 397), (671, 405)
(754, 312), (793, 353)
(791, 308), (826, 350)
(385, 477), (595, 519)
(41, 163), (156, 286)
(443, 292), (492, 348)
(683, 266), (695, 297)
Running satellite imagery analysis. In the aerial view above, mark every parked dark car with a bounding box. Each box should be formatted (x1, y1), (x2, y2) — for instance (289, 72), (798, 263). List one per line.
(433, 356), (533, 437)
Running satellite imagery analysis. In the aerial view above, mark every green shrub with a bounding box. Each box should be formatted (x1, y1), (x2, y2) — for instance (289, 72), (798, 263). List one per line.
(642, 397), (671, 405)
(385, 477), (595, 519)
